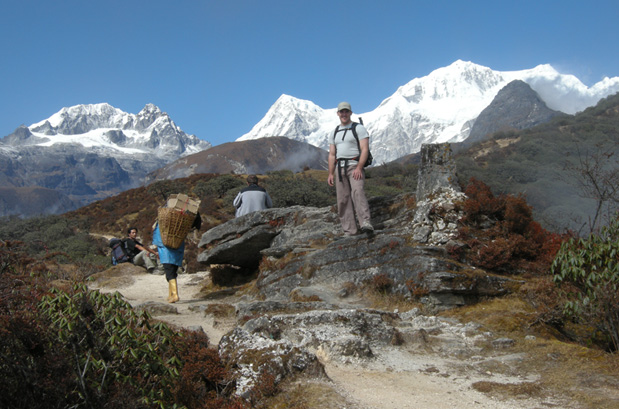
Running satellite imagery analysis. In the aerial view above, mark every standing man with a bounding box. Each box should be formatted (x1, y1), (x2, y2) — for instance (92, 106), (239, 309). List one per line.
(327, 102), (374, 236)
(233, 174), (273, 217)
(125, 227), (160, 273)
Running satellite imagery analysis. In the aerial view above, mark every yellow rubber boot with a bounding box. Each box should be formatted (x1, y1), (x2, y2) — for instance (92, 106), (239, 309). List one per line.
(169, 278), (179, 303)
(167, 281), (173, 303)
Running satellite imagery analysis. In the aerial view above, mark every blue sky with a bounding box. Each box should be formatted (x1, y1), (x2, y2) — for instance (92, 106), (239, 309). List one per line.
(1, 0), (617, 146)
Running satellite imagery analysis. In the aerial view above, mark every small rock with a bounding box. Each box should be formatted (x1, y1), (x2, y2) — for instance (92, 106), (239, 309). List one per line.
(491, 337), (515, 349)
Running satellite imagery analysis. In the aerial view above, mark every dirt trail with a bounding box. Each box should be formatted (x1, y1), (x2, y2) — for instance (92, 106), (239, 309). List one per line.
(91, 270), (558, 409)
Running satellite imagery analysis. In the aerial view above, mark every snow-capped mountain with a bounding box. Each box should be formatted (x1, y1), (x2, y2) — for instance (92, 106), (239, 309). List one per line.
(20, 103), (211, 158)
(237, 60), (619, 163)
(0, 103), (212, 217)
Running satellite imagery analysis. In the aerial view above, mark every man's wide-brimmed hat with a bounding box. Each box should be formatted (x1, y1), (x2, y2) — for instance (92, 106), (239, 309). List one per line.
(337, 101), (352, 112)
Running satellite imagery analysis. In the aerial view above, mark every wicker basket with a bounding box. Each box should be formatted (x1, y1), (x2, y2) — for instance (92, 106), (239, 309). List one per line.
(158, 207), (195, 249)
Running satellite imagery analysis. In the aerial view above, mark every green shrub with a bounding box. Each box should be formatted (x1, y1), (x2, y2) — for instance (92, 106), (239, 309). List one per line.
(0, 239), (247, 408)
(551, 214), (619, 351)
(38, 285), (184, 408)
(0, 215), (106, 270)
(193, 175), (245, 199)
(265, 172), (335, 208)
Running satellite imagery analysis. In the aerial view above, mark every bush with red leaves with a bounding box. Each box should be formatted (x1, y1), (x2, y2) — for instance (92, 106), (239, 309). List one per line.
(173, 330), (248, 409)
(453, 178), (570, 275)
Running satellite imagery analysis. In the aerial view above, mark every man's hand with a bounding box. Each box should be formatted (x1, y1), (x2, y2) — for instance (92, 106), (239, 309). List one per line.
(352, 167), (363, 180)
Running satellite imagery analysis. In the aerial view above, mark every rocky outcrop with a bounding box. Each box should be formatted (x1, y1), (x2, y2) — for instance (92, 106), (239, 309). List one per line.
(195, 143), (518, 396)
(412, 143), (465, 246)
(198, 143), (510, 308)
(198, 205), (339, 268)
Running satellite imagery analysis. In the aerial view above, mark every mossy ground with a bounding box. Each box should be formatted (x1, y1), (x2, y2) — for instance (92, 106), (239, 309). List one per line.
(441, 293), (619, 408)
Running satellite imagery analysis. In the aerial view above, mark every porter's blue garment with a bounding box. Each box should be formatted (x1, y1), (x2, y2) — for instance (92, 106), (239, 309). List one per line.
(152, 224), (184, 266)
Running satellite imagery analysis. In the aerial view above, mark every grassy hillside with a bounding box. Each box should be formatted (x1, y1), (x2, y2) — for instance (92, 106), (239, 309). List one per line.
(455, 92), (619, 234)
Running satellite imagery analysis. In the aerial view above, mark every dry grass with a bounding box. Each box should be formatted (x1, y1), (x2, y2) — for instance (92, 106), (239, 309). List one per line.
(254, 377), (354, 409)
(289, 289), (322, 302)
(360, 285), (424, 313)
(202, 303), (236, 319)
(441, 294), (619, 408)
(441, 294), (535, 336)
(86, 264), (142, 288)
(472, 381), (544, 400)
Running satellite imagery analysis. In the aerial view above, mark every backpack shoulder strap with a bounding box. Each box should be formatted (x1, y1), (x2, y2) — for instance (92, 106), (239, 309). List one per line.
(351, 122), (359, 141)
(350, 122), (362, 152)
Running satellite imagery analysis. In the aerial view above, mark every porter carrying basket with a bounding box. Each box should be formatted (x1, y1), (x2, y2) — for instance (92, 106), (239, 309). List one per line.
(157, 207), (195, 249)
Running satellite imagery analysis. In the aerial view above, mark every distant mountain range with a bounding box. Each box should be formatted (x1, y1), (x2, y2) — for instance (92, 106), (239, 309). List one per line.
(0, 104), (210, 216)
(239, 60), (619, 163)
(1, 60), (618, 218)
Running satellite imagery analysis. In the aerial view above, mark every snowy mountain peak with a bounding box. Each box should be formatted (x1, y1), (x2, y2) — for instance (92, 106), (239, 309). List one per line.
(34, 103), (123, 130)
(9, 103), (211, 158)
(237, 60), (619, 163)
(139, 103), (162, 115)
(238, 94), (331, 147)
(269, 94), (324, 116)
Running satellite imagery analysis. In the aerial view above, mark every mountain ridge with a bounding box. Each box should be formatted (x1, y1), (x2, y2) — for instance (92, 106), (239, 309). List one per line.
(146, 137), (328, 181)
(238, 60), (619, 163)
(465, 80), (566, 145)
(1, 60), (618, 218)
(0, 103), (212, 217)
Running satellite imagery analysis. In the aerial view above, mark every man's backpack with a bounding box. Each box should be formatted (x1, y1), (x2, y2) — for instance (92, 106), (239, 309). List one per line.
(332, 118), (373, 167)
(109, 238), (130, 265)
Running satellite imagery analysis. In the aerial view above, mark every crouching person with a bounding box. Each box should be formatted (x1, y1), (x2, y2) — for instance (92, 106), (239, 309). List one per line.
(152, 213), (201, 303)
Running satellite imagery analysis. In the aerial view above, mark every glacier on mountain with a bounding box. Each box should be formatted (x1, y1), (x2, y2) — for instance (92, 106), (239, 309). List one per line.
(238, 60), (619, 164)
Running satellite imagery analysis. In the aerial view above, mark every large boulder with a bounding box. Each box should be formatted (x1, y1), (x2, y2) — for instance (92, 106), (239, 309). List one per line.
(197, 206), (340, 268)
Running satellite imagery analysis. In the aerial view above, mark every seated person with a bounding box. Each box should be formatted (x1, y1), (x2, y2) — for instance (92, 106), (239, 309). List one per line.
(125, 227), (160, 273)
(233, 174), (273, 217)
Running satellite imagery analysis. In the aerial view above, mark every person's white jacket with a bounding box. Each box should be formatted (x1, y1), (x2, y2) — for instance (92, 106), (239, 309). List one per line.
(233, 184), (273, 217)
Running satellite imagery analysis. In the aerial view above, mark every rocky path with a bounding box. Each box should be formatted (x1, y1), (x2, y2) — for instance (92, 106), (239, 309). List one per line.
(90, 268), (571, 409)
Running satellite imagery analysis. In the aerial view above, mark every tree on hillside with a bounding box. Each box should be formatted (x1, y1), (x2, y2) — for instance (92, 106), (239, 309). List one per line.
(563, 142), (619, 234)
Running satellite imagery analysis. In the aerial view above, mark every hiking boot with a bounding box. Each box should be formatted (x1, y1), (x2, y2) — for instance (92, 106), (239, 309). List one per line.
(360, 222), (374, 233)
(168, 279), (179, 303)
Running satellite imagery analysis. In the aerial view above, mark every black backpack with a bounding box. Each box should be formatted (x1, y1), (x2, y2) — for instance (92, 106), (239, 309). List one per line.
(109, 238), (130, 265)
(332, 118), (373, 167)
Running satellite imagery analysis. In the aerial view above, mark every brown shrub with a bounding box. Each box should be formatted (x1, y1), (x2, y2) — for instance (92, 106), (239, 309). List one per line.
(462, 177), (502, 222)
(456, 178), (570, 275)
(173, 330), (244, 409)
(370, 273), (394, 293)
